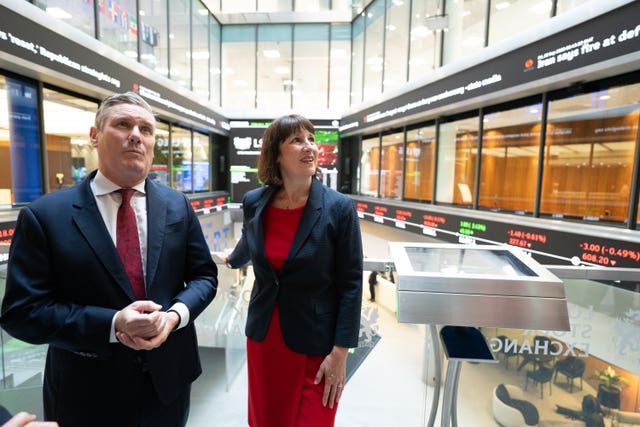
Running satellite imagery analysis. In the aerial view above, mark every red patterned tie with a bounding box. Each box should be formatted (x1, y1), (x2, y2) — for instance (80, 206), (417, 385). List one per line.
(116, 189), (145, 300)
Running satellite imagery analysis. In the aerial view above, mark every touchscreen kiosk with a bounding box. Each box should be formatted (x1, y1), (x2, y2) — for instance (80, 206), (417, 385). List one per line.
(390, 242), (570, 331)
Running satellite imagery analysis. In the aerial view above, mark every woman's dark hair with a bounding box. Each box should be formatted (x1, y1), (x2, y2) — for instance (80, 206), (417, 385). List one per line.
(257, 114), (316, 186)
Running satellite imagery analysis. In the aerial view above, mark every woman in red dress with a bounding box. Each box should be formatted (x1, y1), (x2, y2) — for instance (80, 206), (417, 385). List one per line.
(226, 115), (363, 427)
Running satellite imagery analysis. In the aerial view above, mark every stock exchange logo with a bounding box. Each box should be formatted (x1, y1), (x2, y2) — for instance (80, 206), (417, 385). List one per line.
(233, 136), (252, 150)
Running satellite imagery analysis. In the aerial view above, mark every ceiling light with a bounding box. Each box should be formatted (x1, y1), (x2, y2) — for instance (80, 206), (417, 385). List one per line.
(262, 49), (280, 58)
(198, 8), (208, 15)
(275, 66), (289, 74)
(46, 7), (72, 19)
(411, 25), (430, 38)
(529, 1), (552, 14)
(495, 1), (511, 10)
(330, 49), (347, 58)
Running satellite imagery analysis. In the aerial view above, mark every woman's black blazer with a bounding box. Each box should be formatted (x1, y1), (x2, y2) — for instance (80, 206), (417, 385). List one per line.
(228, 178), (363, 355)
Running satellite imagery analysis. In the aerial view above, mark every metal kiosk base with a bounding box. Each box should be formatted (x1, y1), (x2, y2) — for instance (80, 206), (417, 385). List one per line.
(438, 326), (498, 427)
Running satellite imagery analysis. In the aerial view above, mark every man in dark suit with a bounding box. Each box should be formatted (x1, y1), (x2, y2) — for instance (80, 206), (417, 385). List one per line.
(0, 92), (218, 427)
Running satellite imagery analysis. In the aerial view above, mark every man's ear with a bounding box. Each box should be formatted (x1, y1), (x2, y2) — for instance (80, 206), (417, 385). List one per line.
(89, 127), (99, 147)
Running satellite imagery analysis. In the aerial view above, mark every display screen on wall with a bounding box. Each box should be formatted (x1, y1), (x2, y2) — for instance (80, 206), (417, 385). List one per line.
(228, 120), (339, 202)
(354, 199), (640, 269)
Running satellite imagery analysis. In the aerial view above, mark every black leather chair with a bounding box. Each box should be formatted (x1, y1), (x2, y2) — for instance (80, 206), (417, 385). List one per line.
(554, 356), (586, 393)
(496, 335), (520, 369)
(525, 366), (554, 399)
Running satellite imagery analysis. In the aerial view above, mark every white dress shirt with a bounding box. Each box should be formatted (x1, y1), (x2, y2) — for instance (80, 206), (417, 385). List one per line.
(90, 171), (189, 342)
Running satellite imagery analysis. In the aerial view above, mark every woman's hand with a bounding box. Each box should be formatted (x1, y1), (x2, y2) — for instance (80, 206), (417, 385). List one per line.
(314, 346), (349, 408)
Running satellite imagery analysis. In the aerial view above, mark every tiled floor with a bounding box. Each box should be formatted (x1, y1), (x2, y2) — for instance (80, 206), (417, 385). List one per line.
(187, 299), (429, 427)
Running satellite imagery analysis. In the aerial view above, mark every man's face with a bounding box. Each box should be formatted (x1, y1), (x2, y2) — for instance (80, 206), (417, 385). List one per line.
(90, 103), (156, 187)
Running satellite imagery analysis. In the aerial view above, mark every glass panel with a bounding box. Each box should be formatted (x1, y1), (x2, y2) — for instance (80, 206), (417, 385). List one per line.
(436, 116), (479, 205)
(293, 24), (329, 111)
(541, 84), (639, 223)
(329, 24), (351, 112)
(489, 0), (551, 45)
(0, 76), (43, 204)
(258, 0), (292, 11)
(151, 121), (171, 186)
(256, 25), (292, 110)
(295, 0), (330, 11)
(222, 26), (257, 110)
(192, 1), (210, 100)
(362, 0), (385, 102)
(442, 0), (488, 65)
(42, 89), (98, 193)
(351, 14), (365, 106)
(38, 0), (95, 38)
(556, 0), (592, 15)
(474, 277), (640, 423)
(193, 131), (210, 192)
(140, 0), (169, 77)
(220, 0), (255, 13)
(383, 0), (409, 93)
(169, 0), (191, 89)
(171, 126), (192, 191)
(479, 102), (542, 213)
(98, 0), (137, 59)
(404, 125), (435, 202)
(210, 17), (222, 106)
(409, 0), (441, 81)
(380, 130), (403, 200)
(359, 135), (380, 197)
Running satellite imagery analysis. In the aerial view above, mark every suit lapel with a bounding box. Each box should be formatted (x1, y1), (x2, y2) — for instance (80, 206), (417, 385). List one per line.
(248, 186), (277, 275)
(286, 178), (322, 263)
(71, 174), (136, 299)
(144, 179), (167, 291)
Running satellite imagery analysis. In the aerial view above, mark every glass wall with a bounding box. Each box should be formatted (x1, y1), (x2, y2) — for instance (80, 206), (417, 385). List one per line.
(351, 14), (365, 106)
(329, 24), (351, 112)
(436, 115), (480, 205)
(379, 130), (404, 199)
(383, 0), (409, 93)
(479, 100), (542, 213)
(192, 1), (210, 100)
(210, 18), (222, 107)
(42, 89), (98, 192)
(359, 135), (380, 197)
(362, 0), (385, 102)
(151, 121), (171, 186)
(193, 131), (211, 192)
(442, 0), (488, 66)
(40, 0), (96, 38)
(256, 25), (292, 110)
(171, 126), (193, 192)
(404, 124), (436, 202)
(408, 0), (441, 81)
(221, 25), (257, 110)
(488, 0), (552, 45)
(139, 0), (169, 77)
(98, 0), (137, 58)
(293, 24), (329, 111)
(540, 83), (640, 223)
(169, 0), (192, 88)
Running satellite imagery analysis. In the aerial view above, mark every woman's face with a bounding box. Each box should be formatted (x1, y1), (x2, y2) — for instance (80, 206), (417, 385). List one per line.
(278, 128), (319, 182)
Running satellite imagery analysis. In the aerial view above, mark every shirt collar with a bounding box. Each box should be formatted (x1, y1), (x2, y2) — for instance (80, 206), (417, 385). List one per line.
(92, 170), (146, 196)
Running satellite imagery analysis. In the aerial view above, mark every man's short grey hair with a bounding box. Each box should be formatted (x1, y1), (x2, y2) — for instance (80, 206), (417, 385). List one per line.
(94, 91), (155, 130)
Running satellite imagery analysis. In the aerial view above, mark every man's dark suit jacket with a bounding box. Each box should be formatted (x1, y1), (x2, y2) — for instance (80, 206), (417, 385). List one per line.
(0, 170), (218, 425)
(228, 178), (363, 355)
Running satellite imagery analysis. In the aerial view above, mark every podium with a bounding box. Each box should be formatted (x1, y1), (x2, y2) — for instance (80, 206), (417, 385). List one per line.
(388, 243), (571, 427)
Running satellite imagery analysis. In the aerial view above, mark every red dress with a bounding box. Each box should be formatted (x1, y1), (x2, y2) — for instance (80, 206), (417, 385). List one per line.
(247, 205), (339, 427)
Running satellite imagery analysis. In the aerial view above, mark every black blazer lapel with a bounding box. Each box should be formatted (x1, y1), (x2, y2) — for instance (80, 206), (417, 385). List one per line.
(71, 175), (135, 299)
(286, 178), (322, 263)
(144, 180), (167, 291)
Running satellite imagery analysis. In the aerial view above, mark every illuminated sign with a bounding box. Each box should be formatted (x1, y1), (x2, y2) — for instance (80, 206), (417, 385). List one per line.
(353, 198), (640, 268)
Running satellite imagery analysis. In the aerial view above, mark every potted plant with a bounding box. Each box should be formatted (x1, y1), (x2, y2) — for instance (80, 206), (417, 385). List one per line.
(593, 366), (626, 409)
